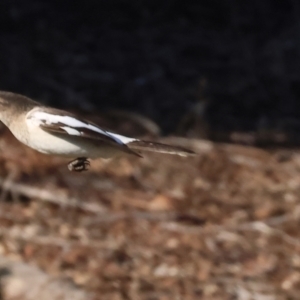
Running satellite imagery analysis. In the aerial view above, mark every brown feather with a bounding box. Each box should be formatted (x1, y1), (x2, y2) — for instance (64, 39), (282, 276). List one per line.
(126, 140), (195, 157)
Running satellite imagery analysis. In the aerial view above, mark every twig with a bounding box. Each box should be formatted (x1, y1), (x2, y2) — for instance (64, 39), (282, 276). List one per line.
(0, 178), (106, 214)
(0, 226), (121, 250)
(85, 211), (178, 225)
(161, 210), (300, 247)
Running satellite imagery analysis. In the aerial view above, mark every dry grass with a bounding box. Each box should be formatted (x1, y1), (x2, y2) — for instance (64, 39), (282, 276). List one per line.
(0, 126), (298, 299)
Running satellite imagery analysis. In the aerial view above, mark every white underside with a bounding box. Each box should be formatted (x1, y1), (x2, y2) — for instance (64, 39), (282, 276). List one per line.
(12, 121), (123, 159)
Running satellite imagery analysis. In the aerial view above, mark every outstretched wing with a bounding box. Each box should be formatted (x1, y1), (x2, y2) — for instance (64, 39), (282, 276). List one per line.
(26, 107), (141, 156)
(26, 107), (195, 158)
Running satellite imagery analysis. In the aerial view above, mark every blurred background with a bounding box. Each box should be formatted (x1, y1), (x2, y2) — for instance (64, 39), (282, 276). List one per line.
(0, 1), (300, 300)
(2, 0), (300, 138)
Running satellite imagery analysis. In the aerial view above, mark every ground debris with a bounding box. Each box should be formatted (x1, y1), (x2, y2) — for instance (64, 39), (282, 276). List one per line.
(0, 255), (91, 300)
(0, 129), (299, 299)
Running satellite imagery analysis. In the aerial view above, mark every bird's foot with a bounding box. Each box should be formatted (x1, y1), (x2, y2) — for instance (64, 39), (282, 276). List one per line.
(68, 157), (90, 172)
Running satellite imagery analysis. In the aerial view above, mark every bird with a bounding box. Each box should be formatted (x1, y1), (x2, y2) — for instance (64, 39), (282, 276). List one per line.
(0, 91), (195, 171)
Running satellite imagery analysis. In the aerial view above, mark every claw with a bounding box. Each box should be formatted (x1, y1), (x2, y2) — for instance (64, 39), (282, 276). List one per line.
(68, 157), (90, 172)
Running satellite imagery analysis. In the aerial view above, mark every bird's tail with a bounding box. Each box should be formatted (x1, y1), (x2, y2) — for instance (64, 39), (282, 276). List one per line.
(126, 140), (195, 157)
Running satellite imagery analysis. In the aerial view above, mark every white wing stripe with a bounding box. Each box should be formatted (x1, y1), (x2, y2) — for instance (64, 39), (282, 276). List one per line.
(105, 132), (137, 144)
(61, 126), (81, 135)
(29, 111), (137, 145)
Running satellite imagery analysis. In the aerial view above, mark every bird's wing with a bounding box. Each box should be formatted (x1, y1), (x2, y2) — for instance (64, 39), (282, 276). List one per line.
(26, 107), (141, 156)
(126, 140), (195, 157)
(26, 107), (195, 158)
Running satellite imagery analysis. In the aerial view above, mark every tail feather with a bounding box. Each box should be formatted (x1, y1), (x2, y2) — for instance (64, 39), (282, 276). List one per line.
(126, 140), (195, 157)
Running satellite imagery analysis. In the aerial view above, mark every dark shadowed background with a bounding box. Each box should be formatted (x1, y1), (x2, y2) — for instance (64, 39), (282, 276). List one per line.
(1, 0), (300, 135)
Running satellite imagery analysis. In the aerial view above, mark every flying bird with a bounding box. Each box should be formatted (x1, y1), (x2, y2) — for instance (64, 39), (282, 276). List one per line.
(0, 91), (195, 171)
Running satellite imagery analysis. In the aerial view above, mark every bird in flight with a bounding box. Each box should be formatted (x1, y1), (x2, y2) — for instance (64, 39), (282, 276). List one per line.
(0, 91), (195, 171)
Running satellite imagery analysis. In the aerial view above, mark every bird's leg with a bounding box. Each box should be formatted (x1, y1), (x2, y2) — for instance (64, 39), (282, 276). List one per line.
(68, 157), (90, 172)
